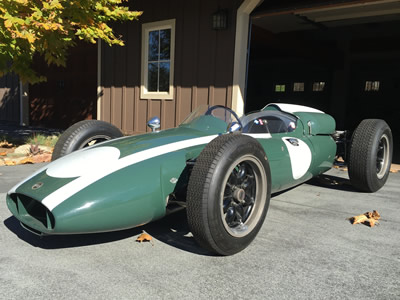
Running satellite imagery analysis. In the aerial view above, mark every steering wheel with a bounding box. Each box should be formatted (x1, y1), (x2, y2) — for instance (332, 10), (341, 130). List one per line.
(205, 105), (243, 130)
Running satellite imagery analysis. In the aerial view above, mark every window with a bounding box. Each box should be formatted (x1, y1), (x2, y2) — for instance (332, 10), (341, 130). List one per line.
(312, 81), (325, 92)
(141, 19), (175, 99)
(365, 81), (380, 91)
(275, 84), (286, 92)
(293, 82), (304, 92)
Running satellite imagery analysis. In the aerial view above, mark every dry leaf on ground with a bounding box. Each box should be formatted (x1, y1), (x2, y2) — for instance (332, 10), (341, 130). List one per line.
(367, 218), (379, 227)
(0, 141), (13, 148)
(136, 232), (154, 245)
(20, 157), (34, 165)
(349, 210), (380, 227)
(350, 214), (369, 225)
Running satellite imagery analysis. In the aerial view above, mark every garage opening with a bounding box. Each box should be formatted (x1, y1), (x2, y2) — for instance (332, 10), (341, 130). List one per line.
(246, 0), (400, 163)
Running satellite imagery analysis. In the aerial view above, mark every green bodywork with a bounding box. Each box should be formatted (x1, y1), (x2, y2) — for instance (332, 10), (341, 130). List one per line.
(6, 105), (337, 235)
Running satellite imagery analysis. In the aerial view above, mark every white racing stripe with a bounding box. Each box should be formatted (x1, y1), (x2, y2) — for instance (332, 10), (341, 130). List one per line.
(282, 137), (312, 180)
(264, 103), (324, 114)
(42, 135), (219, 211)
(7, 164), (49, 195)
(244, 133), (272, 139)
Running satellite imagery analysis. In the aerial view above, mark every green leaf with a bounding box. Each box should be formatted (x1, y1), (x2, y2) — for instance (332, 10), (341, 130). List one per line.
(0, 0), (142, 83)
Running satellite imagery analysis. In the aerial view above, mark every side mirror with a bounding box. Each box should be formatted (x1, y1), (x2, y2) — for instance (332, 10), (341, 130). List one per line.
(147, 116), (161, 132)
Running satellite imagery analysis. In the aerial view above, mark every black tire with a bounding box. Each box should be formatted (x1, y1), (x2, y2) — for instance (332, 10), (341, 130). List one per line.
(52, 120), (123, 161)
(348, 119), (393, 192)
(187, 134), (271, 255)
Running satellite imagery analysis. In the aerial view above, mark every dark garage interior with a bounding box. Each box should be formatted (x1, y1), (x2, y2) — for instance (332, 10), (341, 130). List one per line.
(246, 0), (400, 162)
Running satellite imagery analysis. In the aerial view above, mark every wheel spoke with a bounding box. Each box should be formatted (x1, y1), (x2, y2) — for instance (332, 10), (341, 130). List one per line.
(223, 192), (234, 213)
(224, 203), (248, 228)
(225, 206), (236, 224)
(235, 209), (243, 224)
(243, 205), (253, 221)
(232, 163), (246, 182)
(241, 174), (254, 189)
(244, 194), (255, 205)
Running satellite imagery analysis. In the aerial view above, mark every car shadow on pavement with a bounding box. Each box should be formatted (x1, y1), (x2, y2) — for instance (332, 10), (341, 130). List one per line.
(306, 174), (356, 192)
(3, 209), (212, 255)
(271, 174), (356, 199)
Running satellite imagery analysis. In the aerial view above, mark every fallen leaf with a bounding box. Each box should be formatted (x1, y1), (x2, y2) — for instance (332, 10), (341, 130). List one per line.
(367, 218), (379, 227)
(349, 214), (368, 225)
(349, 210), (381, 227)
(0, 141), (13, 148)
(0, 152), (6, 156)
(371, 210), (380, 220)
(5, 160), (16, 166)
(136, 232), (154, 245)
(20, 157), (34, 164)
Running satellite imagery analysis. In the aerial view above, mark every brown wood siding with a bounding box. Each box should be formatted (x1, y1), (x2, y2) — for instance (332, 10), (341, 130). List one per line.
(100, 0), (242, 134)
(29, 42), (97, 129)
(0, 73), (20, 123)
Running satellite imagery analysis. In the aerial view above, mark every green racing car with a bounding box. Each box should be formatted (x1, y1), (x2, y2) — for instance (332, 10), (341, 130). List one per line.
(6, 103), (393, 255)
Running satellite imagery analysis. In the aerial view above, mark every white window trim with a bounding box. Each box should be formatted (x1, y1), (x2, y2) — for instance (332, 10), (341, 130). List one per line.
(141, 19), (175, 100)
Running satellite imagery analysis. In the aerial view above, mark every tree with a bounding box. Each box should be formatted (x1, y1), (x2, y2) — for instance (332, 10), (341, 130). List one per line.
(0, 0), (142, 83)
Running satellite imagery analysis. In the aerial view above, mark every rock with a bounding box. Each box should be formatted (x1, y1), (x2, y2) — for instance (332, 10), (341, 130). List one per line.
(14, 144), (31, 156)
(39, 146), (53, 154)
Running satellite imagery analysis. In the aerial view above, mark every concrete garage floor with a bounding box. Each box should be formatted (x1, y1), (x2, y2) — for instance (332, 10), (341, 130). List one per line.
(0, 164), (399, 299)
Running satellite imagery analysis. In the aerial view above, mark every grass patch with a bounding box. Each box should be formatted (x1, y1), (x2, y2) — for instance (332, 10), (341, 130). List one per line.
(26, 134), (59, 148)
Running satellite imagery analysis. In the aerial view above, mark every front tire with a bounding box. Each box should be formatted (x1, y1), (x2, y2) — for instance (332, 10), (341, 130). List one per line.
(187, 134), (271, 255)
(348, 119), (393, 192)
(52, 120), (123, 161)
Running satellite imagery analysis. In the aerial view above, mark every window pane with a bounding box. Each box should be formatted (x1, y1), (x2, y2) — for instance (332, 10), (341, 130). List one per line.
(148, 31), (159, 61)
(159, 62), (170, 92)
(313, 81), (325, 91)
(159, 29), (171, 60)
(293, 82), (304, 92)
(148, 62), (158, 92)
(365, 80), (380, 91)
(275, 84), (285, 92)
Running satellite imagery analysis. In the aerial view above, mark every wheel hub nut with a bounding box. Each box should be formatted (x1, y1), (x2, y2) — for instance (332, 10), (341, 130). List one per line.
(233, 188), (246, 203)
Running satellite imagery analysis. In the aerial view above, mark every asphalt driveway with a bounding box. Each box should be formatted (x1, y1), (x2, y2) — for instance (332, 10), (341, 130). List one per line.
(0, 164), (399, 299)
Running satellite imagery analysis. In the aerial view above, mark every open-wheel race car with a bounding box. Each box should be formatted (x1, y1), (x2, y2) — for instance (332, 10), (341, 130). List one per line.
(6, 103), (393, 255)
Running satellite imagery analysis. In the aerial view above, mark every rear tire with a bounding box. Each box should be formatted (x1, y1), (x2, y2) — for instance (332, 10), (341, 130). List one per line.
(187, 134), (271, 255)
(52, 120), (123, 161)
(348, 119), (393, 192)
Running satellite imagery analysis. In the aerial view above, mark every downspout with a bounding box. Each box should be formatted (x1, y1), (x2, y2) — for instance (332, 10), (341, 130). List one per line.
(19, 81), (28, 126)
(97, 39), (102, 120)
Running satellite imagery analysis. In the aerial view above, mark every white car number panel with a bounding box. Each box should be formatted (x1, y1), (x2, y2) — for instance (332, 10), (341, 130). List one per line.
(282, 137), (312, 180)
